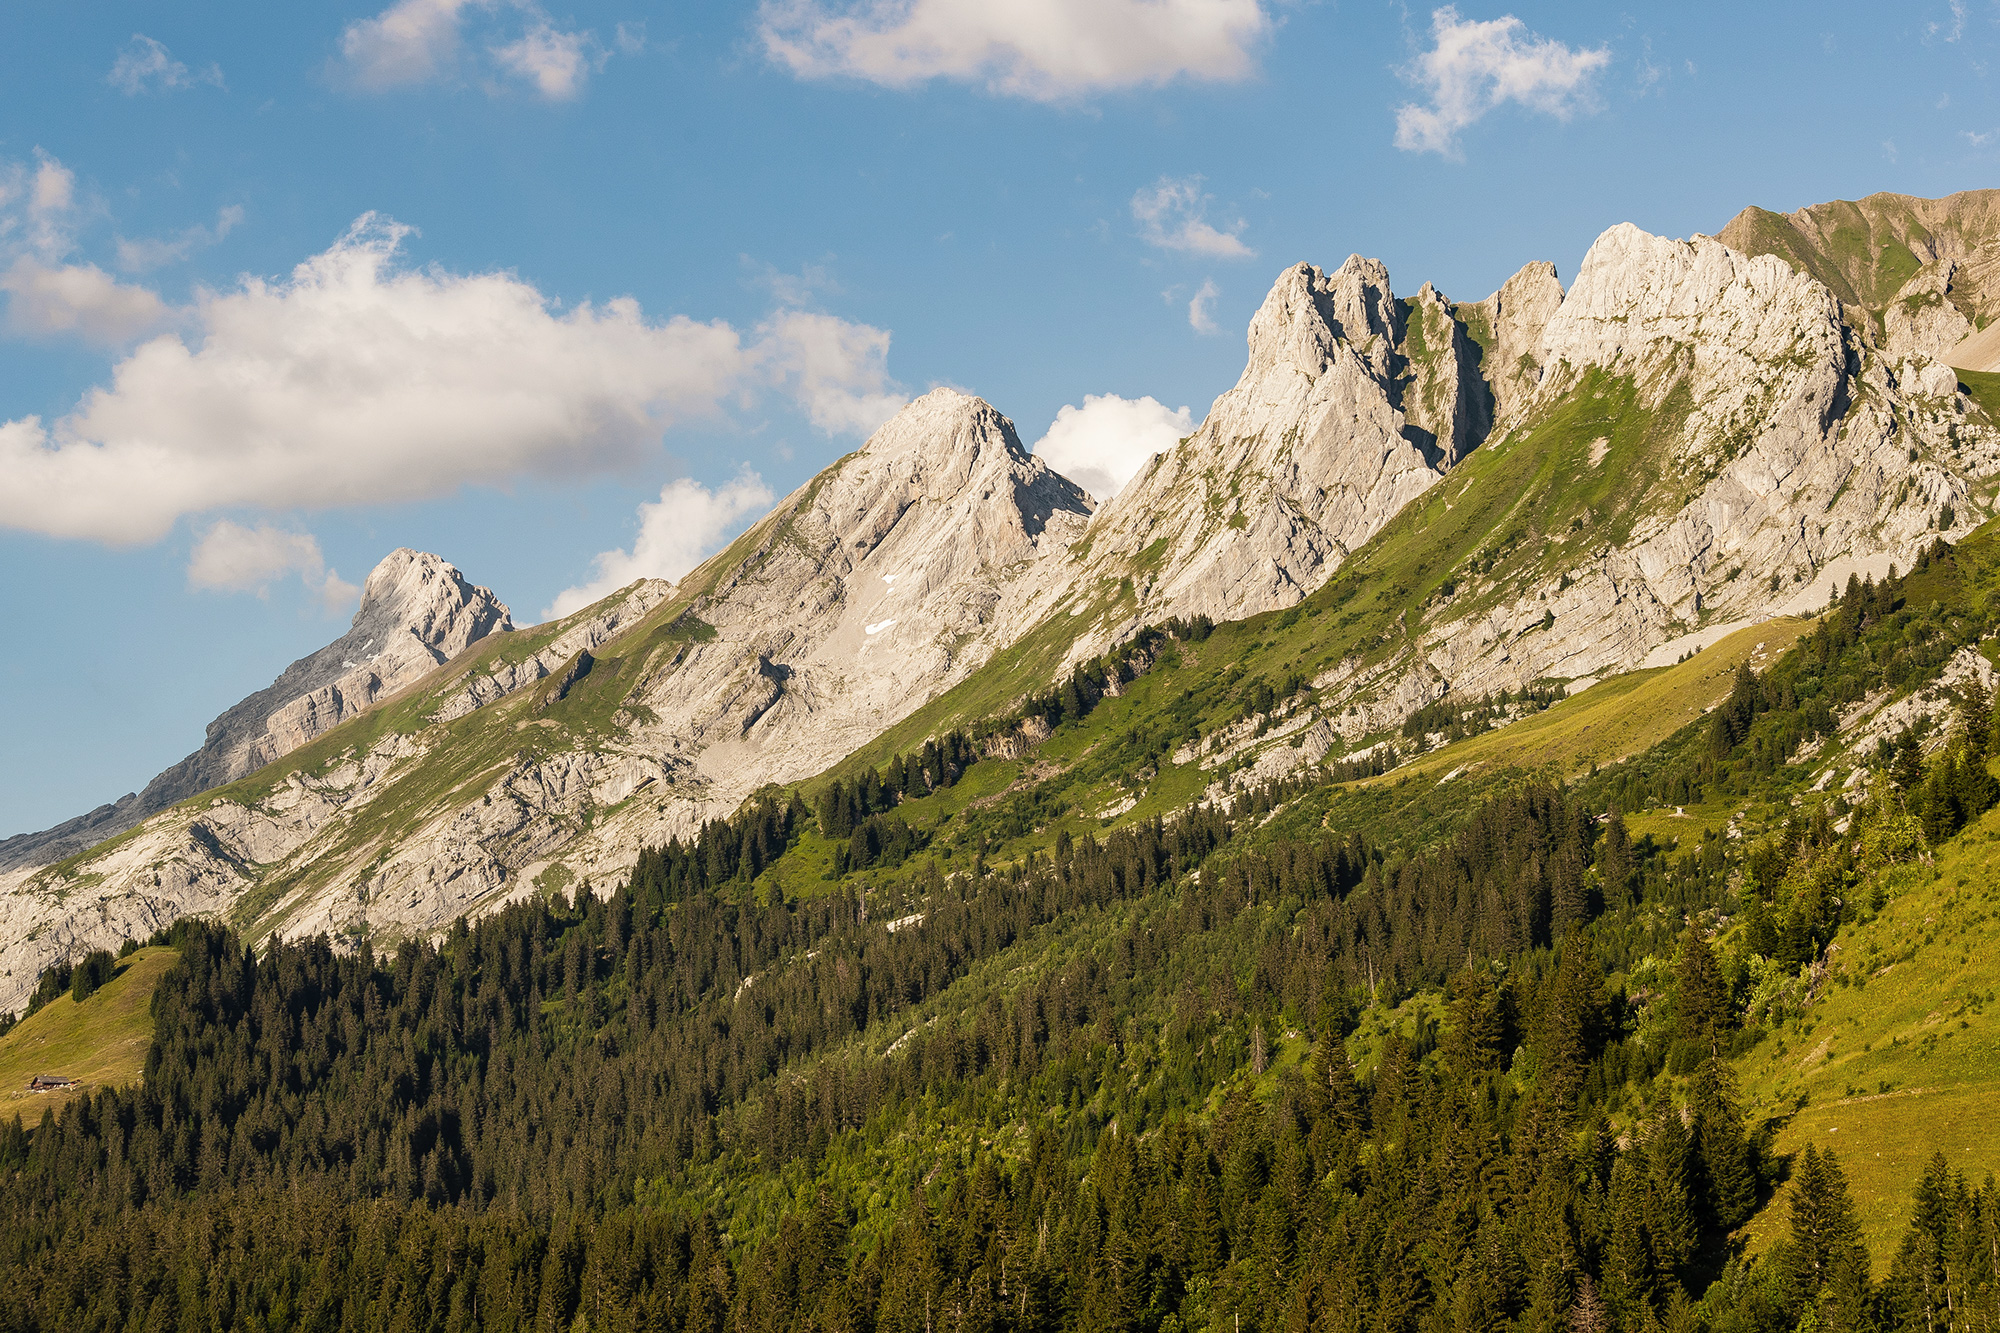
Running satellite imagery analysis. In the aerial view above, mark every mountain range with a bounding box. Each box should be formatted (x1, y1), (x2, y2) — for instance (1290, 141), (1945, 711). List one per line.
(6, 187), (2000, 1014)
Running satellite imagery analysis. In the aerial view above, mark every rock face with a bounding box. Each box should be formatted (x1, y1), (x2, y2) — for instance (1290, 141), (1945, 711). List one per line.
(1074, 256), (1481, 626)
(0, 550), (511, 877)
(1717, 189), (2000, 364)
(0, 390), (1091, 1011)
(13, 195), (2000, 1014)
(1153, 212), (2000, 789)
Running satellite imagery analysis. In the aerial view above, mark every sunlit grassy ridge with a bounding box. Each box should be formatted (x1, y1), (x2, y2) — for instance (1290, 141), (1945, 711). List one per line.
(1388, 618), (1814, 785)
(1735, 809), (2000, 1268)
(0, 947), (178, 1115)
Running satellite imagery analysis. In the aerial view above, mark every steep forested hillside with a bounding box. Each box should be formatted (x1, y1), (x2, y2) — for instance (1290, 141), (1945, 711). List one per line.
(6, 531), (2000, 1333)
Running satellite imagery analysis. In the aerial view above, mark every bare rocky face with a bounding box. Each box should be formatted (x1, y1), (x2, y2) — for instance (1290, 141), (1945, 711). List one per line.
(8, 194), (2000, 1013)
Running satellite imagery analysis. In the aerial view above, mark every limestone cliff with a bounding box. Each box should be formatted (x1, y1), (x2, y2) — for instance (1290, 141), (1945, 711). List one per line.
(0, 391), (1089, 1011)
(1071, 256), (1484, 628)
(14, 196), (2000, 1014)
(0, 550), (511, 877)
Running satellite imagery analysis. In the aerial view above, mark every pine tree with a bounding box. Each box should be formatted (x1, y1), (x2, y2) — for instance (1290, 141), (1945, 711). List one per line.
(1690, 1058), (1757, 1234)
(1784, 1145), (1872, 1322)
(1673, 929), (1729, 1052)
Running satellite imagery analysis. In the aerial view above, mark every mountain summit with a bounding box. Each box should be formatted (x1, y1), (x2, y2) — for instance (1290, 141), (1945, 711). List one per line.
(0, 549), (510, 879)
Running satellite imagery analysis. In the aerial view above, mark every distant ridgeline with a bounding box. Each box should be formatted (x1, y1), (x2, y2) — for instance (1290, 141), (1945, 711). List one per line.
(9, 541), (2000, 1332)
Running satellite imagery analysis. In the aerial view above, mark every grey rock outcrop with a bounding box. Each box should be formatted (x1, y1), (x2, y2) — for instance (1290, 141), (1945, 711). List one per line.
(0, 391), (1092, 1010)
(0, 550), (511, 877)
(1461, 260), (1564, 424)
(1072, 256), (1478, 627)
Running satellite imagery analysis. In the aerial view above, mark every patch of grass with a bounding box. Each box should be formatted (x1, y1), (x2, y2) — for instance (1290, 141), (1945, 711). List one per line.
(1735, 803), (2000, 1268)
(1389, 618), (1813, 784)
(0, 947), (177, 1117)
(1958, 368), (2000, 422)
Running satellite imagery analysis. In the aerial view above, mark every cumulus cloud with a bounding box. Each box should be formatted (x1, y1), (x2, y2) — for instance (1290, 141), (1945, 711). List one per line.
(1394, 7), (1610, 158)
(0, 155), (80, 261)
(187, 520), (359, 613)
(547, 472), (777, 619)
(760, 308), (906, 435)
(341, 0), (607, 99)
(761, 0), (1270, 101)
(1187, 278), (1221, 334)
(1132, 176), (1254, 259)
(109, 34), (224, 94)
(0, 213), (901, 545)
(0, 154), (171, 344)
(115, 204), (243, 272)
(491, 23), (600, 99)
(1032, 393), (1193, 502)
(340, 0), (478, 89)
(1, 259), (172, 345)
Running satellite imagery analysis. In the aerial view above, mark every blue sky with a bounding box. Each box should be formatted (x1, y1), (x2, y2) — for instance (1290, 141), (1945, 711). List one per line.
(1, 0), (1996, 836)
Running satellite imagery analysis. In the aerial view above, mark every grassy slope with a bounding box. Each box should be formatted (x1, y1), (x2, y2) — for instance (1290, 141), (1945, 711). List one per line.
(1388, 618), (1813, 785)
(0, 948), (178, 1115)
(1735, 811), (2000, 1269)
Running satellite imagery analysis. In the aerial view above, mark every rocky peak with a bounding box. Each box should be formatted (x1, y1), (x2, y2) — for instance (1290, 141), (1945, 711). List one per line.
(1537, 224), (1845, 419)
(1464, 260), (1564, 423)
(817, 390), (1092, 573)
(1076, 254), (1464, 626)
(0, 548), (512, 876)
(347, 549), (513, 664)
(246, 547), (514, 752)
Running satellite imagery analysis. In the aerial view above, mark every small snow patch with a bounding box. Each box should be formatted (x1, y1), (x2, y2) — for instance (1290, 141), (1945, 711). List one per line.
(865, 619), (897, 635)
(886, 911), (924, 934)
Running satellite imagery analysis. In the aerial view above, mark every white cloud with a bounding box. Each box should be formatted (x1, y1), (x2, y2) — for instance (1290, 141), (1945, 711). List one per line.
(0, 259), (172, 345)
(491, 23), (601, 99)
(1394, 7), (1610, 158)
(547, 472), (777, 618)
(108, 34), (224, 94)
(1032, 393), (1193, 502)
(0, 213), (899, 545)
(341, 0), (609, 99)
(760, 0), (1270, 101)
(1187, 278), (1220, 334)
(0, 155), (80, 261)
(1132, 176), (1255, 259)
(115, 204), (243, 272)
(760, 308), (906, 435)
(187, 520), (359, 614)
(340, 0), (479, 89)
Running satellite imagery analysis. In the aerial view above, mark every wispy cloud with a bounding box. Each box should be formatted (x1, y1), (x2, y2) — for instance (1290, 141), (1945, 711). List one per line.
(490, 23), (601, 100)
(115, 204), (243, 272)
(760, 0), (1270, 101)
(1394, 6), (1610, 158)
(1132, 176), (1254, 259)
(339, 0), (613, 100)
(1926, 0), (1969, 42)
(187, 520), (358, 615)
(1187, 278), (1221, 334)
(108, 35), (224, 95)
